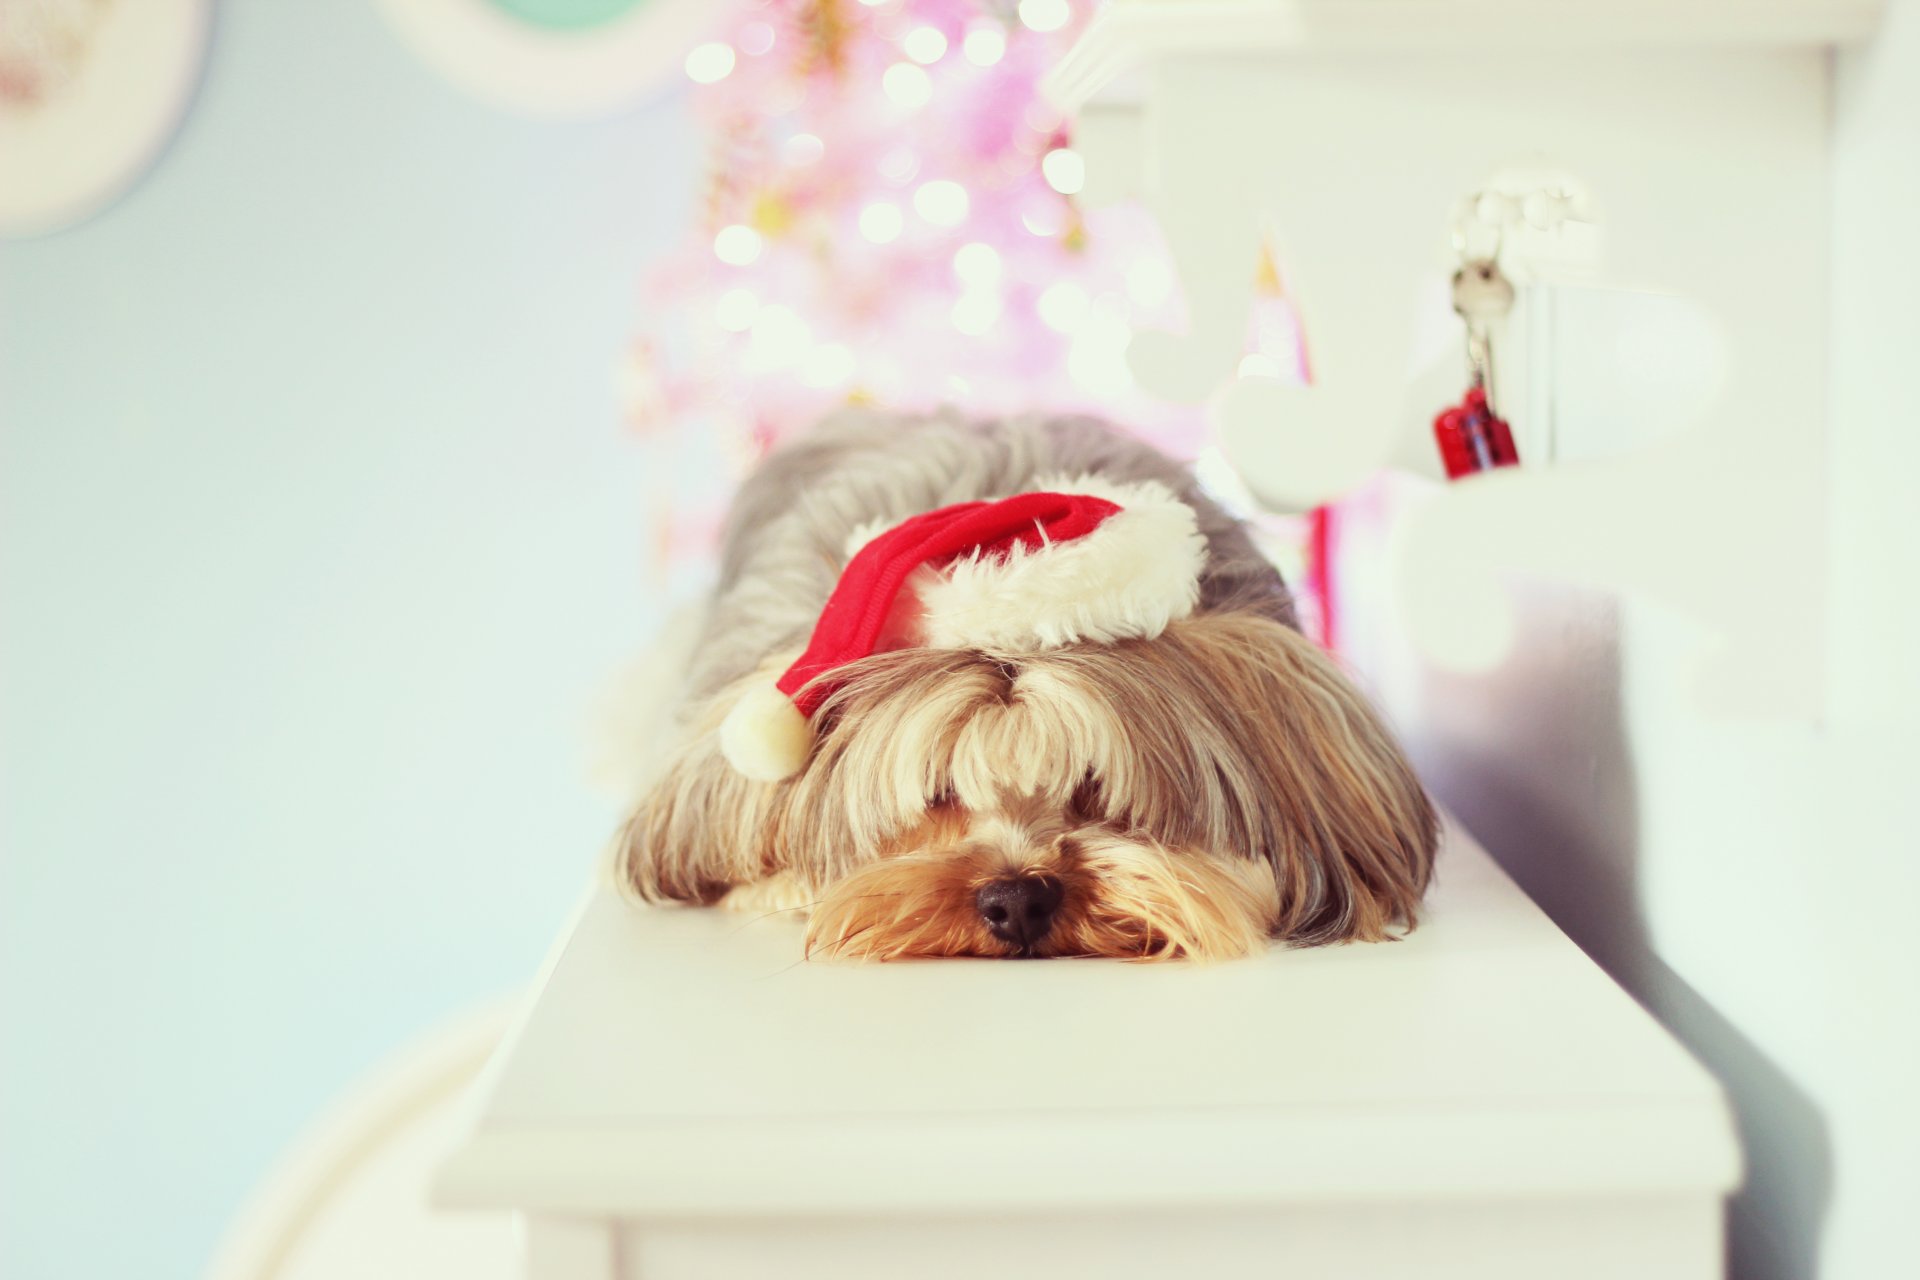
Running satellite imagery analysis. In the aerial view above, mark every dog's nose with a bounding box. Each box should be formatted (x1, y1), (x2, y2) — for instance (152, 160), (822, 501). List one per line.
(975, 876), (1064, 950)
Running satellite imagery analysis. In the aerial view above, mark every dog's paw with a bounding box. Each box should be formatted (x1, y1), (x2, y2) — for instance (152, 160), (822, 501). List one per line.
(719, 872), (813, 918)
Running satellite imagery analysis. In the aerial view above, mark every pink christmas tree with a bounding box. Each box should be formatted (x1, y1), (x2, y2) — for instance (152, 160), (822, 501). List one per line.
(629, 0), (1326, 635)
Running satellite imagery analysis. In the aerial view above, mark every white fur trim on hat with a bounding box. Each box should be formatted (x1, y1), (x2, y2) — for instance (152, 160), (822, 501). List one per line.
(719, 679), (812, 782)
(908, 475), (1205, 651)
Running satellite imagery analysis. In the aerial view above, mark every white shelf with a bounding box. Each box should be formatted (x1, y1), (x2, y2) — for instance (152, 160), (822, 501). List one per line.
(435, 820), (1736, 1221)
(1048, 0), (1882, 109)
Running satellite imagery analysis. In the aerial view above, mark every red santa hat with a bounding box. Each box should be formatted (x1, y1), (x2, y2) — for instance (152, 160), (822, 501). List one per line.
(719, 476), (1207, 781)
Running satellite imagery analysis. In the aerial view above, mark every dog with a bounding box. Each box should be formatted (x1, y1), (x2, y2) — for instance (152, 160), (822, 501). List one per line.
(611, 410), (1437, 961)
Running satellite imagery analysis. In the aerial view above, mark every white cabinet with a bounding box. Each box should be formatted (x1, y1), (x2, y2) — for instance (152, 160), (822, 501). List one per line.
(433, 820), (1739, 1279)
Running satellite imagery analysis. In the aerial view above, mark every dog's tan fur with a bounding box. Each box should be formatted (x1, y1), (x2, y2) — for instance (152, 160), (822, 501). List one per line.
(615, 611), (1435, 961)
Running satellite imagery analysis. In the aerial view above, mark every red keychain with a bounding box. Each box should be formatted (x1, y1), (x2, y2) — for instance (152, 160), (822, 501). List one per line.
(1434, 384), (1519, 479)
(1434, 258), (1520, 479)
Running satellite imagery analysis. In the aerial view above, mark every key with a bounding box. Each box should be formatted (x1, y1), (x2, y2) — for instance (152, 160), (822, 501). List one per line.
(1451, 257), (1514, 390)
(1434, 258), (1520, 478)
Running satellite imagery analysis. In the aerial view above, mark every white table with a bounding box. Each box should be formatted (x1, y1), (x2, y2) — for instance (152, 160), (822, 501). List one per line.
(434, 820), (1739, 1279)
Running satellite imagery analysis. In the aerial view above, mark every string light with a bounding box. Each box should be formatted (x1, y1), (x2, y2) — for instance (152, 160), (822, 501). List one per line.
(882, 62), (933, 109)
(714, 287), (759, 331)
(1018, 0), (1070, 34)
(748, 305), (810, 370)
(859, 201), (904, 243)
(737, 23), (775, 56)
(1035, 281), (1089, 333)
(877, 146), (921, 185)
(952, 292), (1001, 336)
(902, 27), (947, 64)
(952, 242), (1001, 287)
(684, 42), (736, 84)
(963, 22), (1006, 66)
(1023, 102), (1063, 135)
(802, 343), (857, 387)
(713, 224), (762, 265)
(1021, 203), (1065, 238)
(1041, 147), (1084, 195)
(783, 133), (824, 166)
(914, 180), (969, 226)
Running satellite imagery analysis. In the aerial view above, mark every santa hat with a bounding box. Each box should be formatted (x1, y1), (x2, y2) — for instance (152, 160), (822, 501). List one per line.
(719, 476), (1207, 781)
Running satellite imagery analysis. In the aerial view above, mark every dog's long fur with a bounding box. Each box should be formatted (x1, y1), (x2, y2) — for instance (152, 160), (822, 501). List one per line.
(612, 410), (1437, 961)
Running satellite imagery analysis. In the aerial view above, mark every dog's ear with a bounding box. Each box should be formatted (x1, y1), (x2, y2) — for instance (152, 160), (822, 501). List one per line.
(1134, 614), (1439, 943)
(609, 648), (939, 906)
(607, 685), (784, 905)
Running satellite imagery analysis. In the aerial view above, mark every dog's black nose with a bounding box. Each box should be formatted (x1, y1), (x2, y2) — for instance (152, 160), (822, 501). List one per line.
(975, 876), (1064, 950)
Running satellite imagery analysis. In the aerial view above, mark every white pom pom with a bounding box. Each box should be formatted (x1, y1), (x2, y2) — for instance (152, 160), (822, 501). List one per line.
(719, 680), (813, 781)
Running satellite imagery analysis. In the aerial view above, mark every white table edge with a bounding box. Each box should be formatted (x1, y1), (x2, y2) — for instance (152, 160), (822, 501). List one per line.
(432, 1096), (1740, 1216)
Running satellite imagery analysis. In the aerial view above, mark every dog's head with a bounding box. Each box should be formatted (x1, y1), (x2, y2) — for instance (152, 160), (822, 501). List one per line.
(615, 612), (1436, 961)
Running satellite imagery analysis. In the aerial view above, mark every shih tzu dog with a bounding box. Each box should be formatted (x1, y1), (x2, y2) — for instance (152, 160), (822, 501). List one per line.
(611, 410), (1437, 961)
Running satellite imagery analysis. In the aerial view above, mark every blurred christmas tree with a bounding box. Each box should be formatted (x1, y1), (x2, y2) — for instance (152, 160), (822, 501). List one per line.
(628, 0), (1325, 634)
(627, 0), (1199, 451)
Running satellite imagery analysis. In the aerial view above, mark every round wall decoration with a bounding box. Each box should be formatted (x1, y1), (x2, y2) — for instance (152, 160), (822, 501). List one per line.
(374, 0), (717, 118)
(0, 0), (212, 238)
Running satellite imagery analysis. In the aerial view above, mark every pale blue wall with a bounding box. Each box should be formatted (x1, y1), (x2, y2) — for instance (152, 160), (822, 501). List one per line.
(0, 4), (696, 1276)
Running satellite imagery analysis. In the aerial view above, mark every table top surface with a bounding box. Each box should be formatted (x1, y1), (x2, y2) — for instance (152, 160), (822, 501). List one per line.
(435, 820), (1739, 1216)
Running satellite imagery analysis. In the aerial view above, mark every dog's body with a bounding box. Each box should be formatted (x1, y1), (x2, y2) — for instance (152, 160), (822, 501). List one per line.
(615, 410), (1437, 961)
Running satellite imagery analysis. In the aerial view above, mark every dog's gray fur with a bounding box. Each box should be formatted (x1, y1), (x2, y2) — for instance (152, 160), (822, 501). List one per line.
(688, 408), (1298, 700)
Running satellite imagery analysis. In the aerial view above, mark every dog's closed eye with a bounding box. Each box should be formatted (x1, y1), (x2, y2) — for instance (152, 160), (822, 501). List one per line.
(1067, 775), (1104, 824)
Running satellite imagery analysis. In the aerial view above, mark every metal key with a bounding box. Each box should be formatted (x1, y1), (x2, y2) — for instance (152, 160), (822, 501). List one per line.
(1451, 257), (1514, 401)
